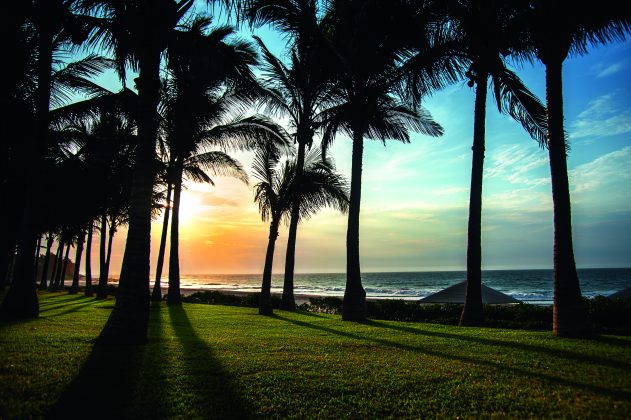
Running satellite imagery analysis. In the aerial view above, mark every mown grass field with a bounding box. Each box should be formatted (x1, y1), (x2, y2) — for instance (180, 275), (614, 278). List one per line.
(1, 292), (630, 418)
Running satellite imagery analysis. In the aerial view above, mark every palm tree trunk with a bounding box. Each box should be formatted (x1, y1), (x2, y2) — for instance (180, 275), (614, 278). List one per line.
(98, 50), (160, 344)
(5, 248), (16, 285)
(39, 232), (53, 290)
(260, 217), (280, 315)
(49, 242), (62, 291)
(342, 128), (367, 321)
(152, 182), (172, 301)
(104, 219), (116, 281)
(282, 141), (307, 311)
(545, 59), (591, 337)
(460, 71), (488, 327)
(85, 224), (93, 297)
(60, 243), (71, 290)
(167, 166), (184, 306)
(97, 213), (108, 299)
(52, 242), (67, 291)
(34, 234), (42, 281)
(0, 243), (12, 290)
(70, 229), (86, 294)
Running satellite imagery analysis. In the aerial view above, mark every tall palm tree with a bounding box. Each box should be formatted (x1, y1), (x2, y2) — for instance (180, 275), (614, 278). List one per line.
(161, 17), (290, 305)
(151, 161), (174, 301)
(80, 0), (195, 344)
(69, 228), (86, 294)
(434, 0), (548, 326)
(253, 147), (349, 315)
(248, 0), (335, 311)
(320, 0), (444, 321)
(38, 232), (55, 290)
(0, 0), (99, 319)
(519, 0), (630, 337)
(84, 221), (94, 296)
(50, 88), (137, 299)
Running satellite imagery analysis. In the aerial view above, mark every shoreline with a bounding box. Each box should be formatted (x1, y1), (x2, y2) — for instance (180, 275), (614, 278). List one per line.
(70, 279), (559, 305)
(150, 286), (556, 306)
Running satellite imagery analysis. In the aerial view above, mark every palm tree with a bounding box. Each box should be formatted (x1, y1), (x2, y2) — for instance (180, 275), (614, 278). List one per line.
(253, 147), (349, 315)
(160, 17), (290, 305)
(38, 232), (55, 290)
(80, 0), (195, 344)
(49, 87), (137, 300)
(84, 221), (94, 296)
(168, 152), (248, 305)
(0, 0), (99, 320)
(248, 0), (335, 310)
(520, 1), (630, 337)
(69, 228), (86, 294)
(433, 0), (548, 326)
(320, 0), (444, 321)
(151, 162), (174, 302)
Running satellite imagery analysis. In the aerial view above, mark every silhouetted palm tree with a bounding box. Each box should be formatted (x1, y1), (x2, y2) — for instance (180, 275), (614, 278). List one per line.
(69, 228), (86, 294)
(84, 222), (94, 296)
(434, 0), (548, 326)
(248, 0), (335, 310)
(254, 147), (349, 315)
(80, 0), (195, 343)
(1, 0), (100, 319)
(151, 161), (174, 301)
(518, 0), (630, 337)
(320, 0), (444, 321)
(50, 87), (137, 299)
(158, 16), (289, 305)
(38, 232), (55, 290)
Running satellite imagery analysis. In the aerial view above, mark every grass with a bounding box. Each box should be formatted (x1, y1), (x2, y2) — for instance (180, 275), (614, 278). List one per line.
(1, 292), (631, 418)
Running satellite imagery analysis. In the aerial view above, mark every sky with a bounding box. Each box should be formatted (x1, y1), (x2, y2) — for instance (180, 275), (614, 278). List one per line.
(70, 11), (631, 275)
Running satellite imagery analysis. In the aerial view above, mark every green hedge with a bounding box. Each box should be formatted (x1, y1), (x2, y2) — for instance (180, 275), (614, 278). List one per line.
(178, 291), (630, 334)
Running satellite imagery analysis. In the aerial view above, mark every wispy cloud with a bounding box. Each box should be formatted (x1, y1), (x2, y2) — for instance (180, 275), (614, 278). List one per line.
(485, 144), (549, 186)
(570, 146), (631, 196)
(570, 93), (631, 139)
(433, 186), (468, 196)
(592, 60), (625, 78)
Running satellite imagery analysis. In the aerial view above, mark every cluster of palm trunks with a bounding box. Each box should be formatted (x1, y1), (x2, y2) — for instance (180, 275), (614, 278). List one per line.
(2, 0), (629, 344)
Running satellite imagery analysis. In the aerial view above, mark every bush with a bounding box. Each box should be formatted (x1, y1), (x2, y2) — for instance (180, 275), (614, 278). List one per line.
(181, 291), (282, 309)
(586, 296), (631, 334)
(180, 291), (630, 334)
(300, 298), (553, 331)
(299, 297), (343, 314)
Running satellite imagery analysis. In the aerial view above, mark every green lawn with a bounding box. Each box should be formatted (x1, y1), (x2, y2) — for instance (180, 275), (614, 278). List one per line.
(1, 292), (630, 418)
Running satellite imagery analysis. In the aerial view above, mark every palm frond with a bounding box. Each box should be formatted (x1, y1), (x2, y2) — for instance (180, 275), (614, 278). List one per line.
(186, 151), (249, 184)
(50, 55), (113, 107)
(198, 114), (292, 154)
(490, 65), (547, 147)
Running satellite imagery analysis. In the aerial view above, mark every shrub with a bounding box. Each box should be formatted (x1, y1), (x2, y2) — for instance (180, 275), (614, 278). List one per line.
(181, 291), (282, 309)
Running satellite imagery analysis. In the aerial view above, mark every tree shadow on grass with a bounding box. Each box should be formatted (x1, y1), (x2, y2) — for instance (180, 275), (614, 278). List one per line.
(295, 310), (327, 318)
(38, 294), (86, 307)
(363, 319), (631, 372)
(272, 314), (631, 401)
(47, 304), (164, 418)
(39, 299), (102, 317)
(167, 305), (252, 419)
(48, 339), (147, 418)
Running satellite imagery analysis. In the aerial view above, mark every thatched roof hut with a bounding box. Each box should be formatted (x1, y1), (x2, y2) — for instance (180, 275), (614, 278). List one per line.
(419, 281), (519, 304)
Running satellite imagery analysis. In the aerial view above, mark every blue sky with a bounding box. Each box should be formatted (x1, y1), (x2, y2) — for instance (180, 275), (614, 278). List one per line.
(82, 14), (631, 274)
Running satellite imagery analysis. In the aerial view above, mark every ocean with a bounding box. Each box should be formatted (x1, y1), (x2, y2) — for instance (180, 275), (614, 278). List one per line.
(150, 268), (631, 304)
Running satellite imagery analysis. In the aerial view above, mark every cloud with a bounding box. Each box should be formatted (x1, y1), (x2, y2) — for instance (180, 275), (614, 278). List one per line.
(570, 93), (631, 139)
(570, 146), (631, 197)
(592, 61), (625, 78)
(485, 144), (549, 186)
(433, 186), (468, 196)
(199, 195), (239, 207)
